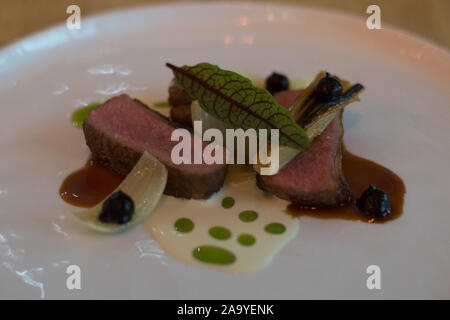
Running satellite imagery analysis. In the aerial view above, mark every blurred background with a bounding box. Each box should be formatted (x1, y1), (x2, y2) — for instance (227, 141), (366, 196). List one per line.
(1, 0), (449, 49)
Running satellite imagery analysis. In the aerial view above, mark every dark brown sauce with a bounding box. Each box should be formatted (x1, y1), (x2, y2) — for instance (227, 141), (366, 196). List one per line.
(61, 149), (405, 223)
(59, 160), (124, 208)
(287, 148), (406, 223)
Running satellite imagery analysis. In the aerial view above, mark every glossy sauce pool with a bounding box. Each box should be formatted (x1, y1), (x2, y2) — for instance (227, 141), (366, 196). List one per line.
(59, 161), (123, 208)
(60, 149), (405, 223)
(286, 148), (406, 223)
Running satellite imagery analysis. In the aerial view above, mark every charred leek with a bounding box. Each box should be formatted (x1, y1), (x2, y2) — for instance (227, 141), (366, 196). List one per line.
(290, 71), (364, 140)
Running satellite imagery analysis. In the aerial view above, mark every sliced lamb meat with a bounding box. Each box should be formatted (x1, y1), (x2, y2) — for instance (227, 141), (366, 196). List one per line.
(273, 90), (301, 110)
(168, 82), (193, 126)
(256, 90), (352, 207)
(170, 104), (192, 127)
(168, 82), (193, 107)
(83, 94), (227, 199)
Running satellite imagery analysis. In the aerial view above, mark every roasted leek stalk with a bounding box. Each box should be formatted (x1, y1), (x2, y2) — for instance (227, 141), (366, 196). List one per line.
(290, 71), (364, 140)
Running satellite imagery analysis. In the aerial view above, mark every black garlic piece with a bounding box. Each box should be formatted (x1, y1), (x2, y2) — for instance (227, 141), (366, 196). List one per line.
(98, 190), (135, 225)
(315, 72), (343, 102)
(266, 72), (289, 95)
(357, 184), (391, 220)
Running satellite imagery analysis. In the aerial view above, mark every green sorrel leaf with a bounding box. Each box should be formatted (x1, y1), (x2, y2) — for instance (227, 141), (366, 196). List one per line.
(166, 63), (310, 150)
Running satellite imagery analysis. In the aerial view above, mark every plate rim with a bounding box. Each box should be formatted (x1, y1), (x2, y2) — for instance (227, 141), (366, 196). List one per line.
(0, 1), (449, 300)
(0, 1), (449, 61)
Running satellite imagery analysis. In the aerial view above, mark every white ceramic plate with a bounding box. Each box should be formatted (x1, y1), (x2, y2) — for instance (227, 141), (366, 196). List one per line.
(0, 2), (449, 299)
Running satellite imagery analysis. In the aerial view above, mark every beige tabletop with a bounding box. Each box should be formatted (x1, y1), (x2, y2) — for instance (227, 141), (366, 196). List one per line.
(1, 0), (449, 50)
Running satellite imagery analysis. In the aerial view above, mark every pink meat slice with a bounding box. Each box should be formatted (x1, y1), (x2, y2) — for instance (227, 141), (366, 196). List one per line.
(83, 94), (227, 199)
(256, 90), (352, 207)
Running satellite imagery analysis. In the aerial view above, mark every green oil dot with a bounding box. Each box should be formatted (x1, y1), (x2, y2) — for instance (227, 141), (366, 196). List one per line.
(239, 210), (258, 222)
(174, 218), (194, 233)
(209, 226), (231, 240)
(237, 234), (256, 246)
(72, 103), (101, 128)
(221, 197), (235, 209)
(153, 101), (170, 108)
(193, 246), (236, 265)
(264, 223), (286, 234)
